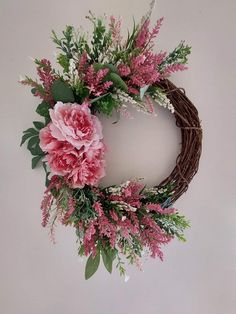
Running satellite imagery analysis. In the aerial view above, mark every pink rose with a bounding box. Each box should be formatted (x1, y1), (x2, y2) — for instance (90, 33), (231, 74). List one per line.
(49, 101), (103, 151)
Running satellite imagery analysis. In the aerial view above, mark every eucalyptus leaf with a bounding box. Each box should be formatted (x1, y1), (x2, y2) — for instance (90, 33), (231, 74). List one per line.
(51, 80), (75, 103)
(85, 251), (100, 280)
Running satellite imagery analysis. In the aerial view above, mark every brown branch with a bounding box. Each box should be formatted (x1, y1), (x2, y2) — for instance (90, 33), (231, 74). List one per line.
(156, 79), (203, 203)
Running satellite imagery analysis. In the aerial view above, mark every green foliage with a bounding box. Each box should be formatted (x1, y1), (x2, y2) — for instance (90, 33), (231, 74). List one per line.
(57, 54), (70, 73)
(106, 72), (128, 92)
(160, 41), (191, 68)
(36, 101), (51, 121)
(157, 212), (190, 241)
(93, 62), (127, 92)
(52, 26), (74, 59)
(101, 247), (117, 274)
(143, 183), (174, 205)
(51, 80), (75, 102)
(73, 80), (90, 102)
(33, 121), (44, 130)
(91, 93), (119, 116)
(21, 76), (46, 97)
(93, 63), (118, 74)
(88, 13), (112, 62)
(32, 155), (43, 169)
(85, 250), (100, 280)
(42, 162), (51, 187)
(126, 18), (139, 50)
(52, 26), (91, 59)
(21, 125), (45, 169)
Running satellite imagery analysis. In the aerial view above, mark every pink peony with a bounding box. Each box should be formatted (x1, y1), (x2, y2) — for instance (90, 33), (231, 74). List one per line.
(39, 102), (106, 188)
(39, 123), (61, 152)
(48, 101), (103, 151)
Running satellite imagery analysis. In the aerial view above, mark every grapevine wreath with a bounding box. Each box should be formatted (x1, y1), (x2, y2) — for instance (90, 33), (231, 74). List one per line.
(20, 6), (202, 279)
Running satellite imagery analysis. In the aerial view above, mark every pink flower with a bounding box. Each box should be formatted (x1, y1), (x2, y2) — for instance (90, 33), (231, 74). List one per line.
(149, 17), (164, 44)
(45, 142), (81, 176)
(93, 201), (104, 217)
(162, 63), (187, 78)
(39, 102), (106, 188)
(135, 19), (150, 49)
(39, 124), (60, 152)
(109, 15), (122, 45)
(84, 66), (113, 96)
(117, 64), (131, 77)
(48, 102), (103, 151)
(146, 203), (176, 215)
(45, 142), (105, 188)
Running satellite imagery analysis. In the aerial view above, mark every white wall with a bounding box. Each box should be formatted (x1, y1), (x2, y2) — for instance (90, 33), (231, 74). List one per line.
(0, 0), (235, 313)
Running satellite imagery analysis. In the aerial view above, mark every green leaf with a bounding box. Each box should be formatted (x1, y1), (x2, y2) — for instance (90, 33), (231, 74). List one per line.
(23, 128), (38, 135)
(140, 85), (150, 100)
(42, 162), (50, 187)
(85, 251), (100, 280)
(51, 80), (75, 103)
(33, 121), (45, 130)
(31, 155), (42, 169)
(36, 101), (51, 118)
(78, 245), (84, 256)
(20, 133), (33, 146)
(105, 64), (118, 73)
(106, 72), (128, 92)
(101, 247), (116, 274)
(57, 54), (70, 72)
(93, 63), (118, 73)
(27, 135), (43, 156)
(27, 136), (39, 149)
(92, 94), (118, 116)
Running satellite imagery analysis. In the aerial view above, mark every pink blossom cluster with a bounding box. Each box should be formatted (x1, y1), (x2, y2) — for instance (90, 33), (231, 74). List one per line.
(39, 102), (106, 188)
(109, 15), (122, 45)
(109, 181), (144, 209)
(118, 51), (166, 95)
(84, 66), (113, 96)
(74, 181), (175, 259)
(21, 59), (56, 105)
(77, 53), (113, 97)
(135, 17), (164, 49)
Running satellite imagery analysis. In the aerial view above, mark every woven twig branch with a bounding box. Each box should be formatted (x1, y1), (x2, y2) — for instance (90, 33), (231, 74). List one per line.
(156, 79), (203, 203)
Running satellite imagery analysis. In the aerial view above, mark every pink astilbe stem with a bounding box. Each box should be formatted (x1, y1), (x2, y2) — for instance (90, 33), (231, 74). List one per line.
(109, 15), (122, 45)
(162, 63), (188, 78)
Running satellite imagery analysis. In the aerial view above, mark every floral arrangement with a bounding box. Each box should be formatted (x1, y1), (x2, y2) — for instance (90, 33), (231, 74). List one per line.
(20, 5), (191, 279)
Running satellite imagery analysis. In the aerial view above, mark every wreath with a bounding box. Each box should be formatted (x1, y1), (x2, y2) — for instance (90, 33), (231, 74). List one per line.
(20, 6), (202, 280)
